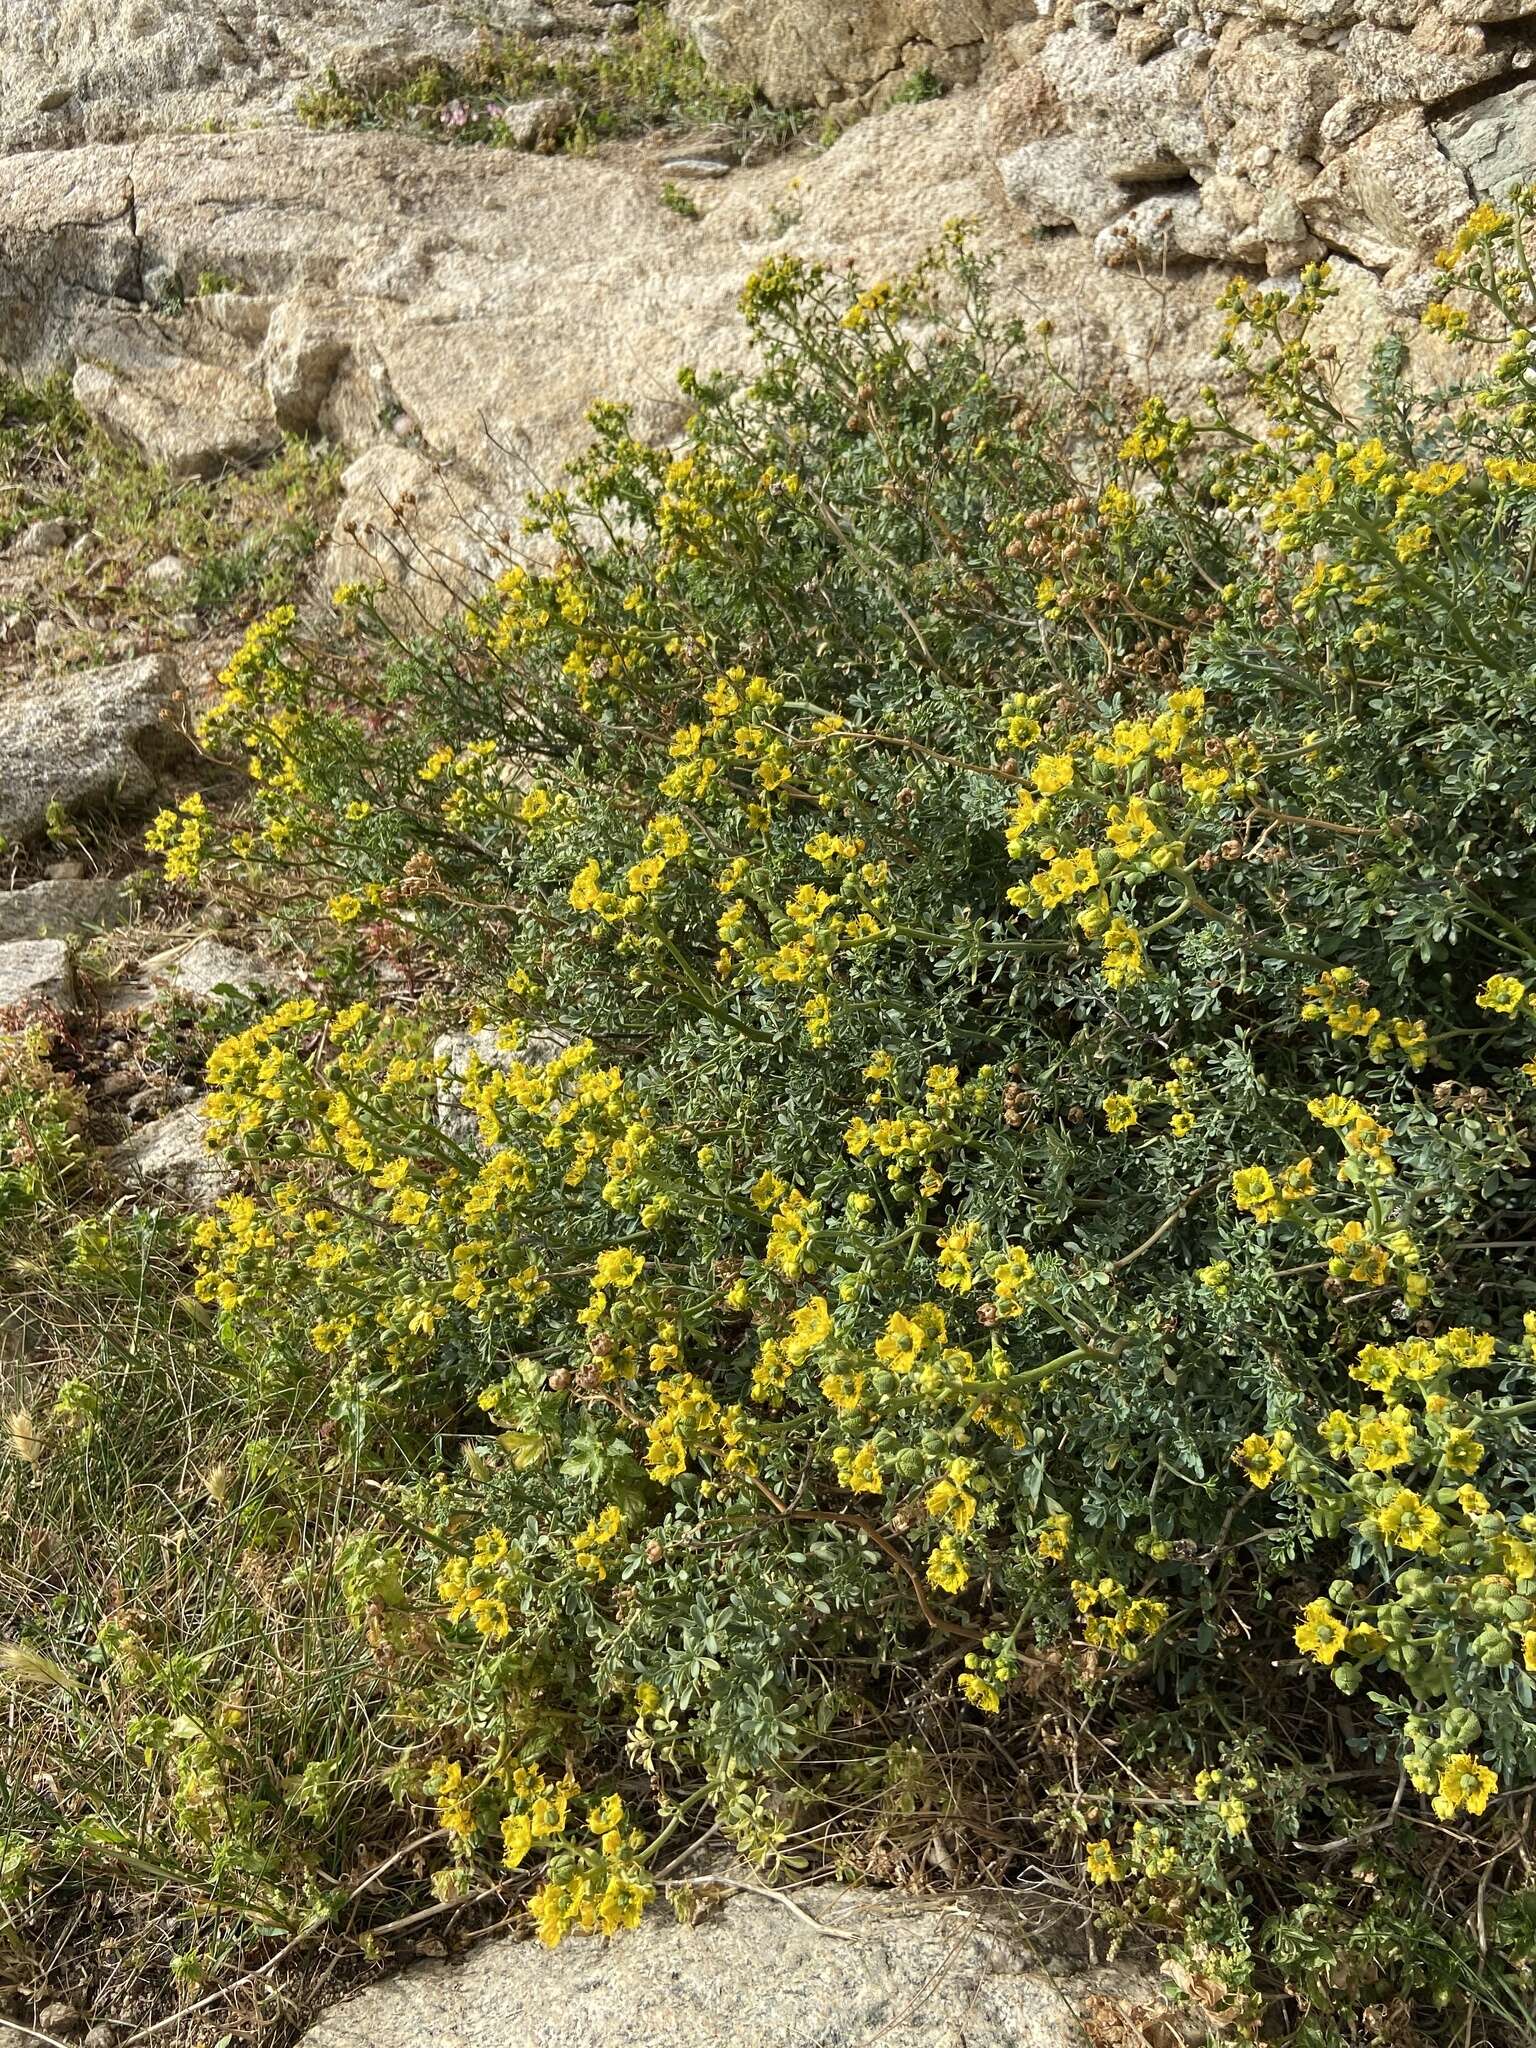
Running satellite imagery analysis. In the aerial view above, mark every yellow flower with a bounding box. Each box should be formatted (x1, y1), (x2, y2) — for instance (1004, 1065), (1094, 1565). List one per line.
(957, 1671), (1000, 1713)
(1434, 1753), (1497, 1820)
(593, 1248), (645, 1291)
(1294, 1598), (1347, 1666)
(874, 1310), (927, 1372)
(785, 1294), (833, 1362)
(1235, 1431), (1290, 1489)
(1084, 1839), (1123, 1884)
(926, 1535), (969, 1593)
(1376, 1487), (1443, 1553)
(1477, 973), (1528, 1016)
(1102, 1093), (1137, 1133)
(1231, 1165), (1276, 1218)
(1031, 752), (1076, 795)
(832, 1441), (883, 1495)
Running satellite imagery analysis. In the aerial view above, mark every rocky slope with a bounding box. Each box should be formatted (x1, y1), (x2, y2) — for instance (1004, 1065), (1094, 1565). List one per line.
(2, 1), (1528, 620)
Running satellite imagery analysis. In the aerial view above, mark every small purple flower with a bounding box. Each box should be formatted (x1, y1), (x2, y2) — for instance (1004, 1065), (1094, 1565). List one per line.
(440, 98), (469, 128)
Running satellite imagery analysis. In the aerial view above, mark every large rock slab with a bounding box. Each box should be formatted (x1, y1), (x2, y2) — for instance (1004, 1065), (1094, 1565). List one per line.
(0, 656), (186, 844)
(0, 879), (129, 944)
(0, 101), (1249, 616)
(302, 1885), (1165, 2048)
(0, 939), (76, 1018)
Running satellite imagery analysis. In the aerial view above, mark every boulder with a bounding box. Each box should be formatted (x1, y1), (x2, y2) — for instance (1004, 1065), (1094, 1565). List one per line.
(0, 879), (130, 944)
(1436, 78), (1536, 196)
(109, 1098), (234, 1208)
(1038, 29), (1213, 174)
(301, 1884), (1166, 2048)
(0, 655), (186, 845)
(1339, 20), (1507, 110)
(998, 133), (1151, 233)
(0, 939), (76, 1018)
(1203, 24), (1345, 167)
(72, 347), (279, 479)
(1095, 189), (1233, 268)
(258, 296), (349, 433)
(433, 1024), (573, 1149)
(1303, 110), (1474, 269)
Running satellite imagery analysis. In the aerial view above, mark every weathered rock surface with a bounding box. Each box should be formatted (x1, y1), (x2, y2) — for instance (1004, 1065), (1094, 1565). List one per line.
(0, 0), (559, 151)
(74, 342), (279, 478)
(109, 1099), (234, 1208)
(303, 1885), (1165, 2048)
(0, 939), (76, 1017)
(0, 656), (185, 844)
(0, 879), (129, 944)
(985, 1), (1533, 279)
(1437, 77), (1536, 193)
(0, 68), (1476, 622)
(667, 0), (1034, 107)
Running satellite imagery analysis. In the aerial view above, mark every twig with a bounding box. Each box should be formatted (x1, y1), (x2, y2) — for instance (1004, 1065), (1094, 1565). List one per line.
(659, 1876), (856, 1941)
(1105, 1177), (1219, 1274)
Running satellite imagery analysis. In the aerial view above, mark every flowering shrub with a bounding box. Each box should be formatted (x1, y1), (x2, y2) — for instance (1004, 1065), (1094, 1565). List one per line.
(122, 208), (1536, 2034)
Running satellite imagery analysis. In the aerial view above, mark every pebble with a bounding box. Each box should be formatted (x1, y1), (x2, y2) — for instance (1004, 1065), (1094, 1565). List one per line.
(660, 155), (735, 179)
(142, 553), (189, 592)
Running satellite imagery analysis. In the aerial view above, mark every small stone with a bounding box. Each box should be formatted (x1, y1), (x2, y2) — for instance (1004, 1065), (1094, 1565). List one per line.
(110, 1099), (234, 1209)
(31, 617), (69, 653)
(37, 2006), (80, 2039)
(44, 860), (86, 882)
(602, 6), (639, 28)
(660, 154), (735, 178)
(143, 553), (189, 592)
(0, 940), (76, 1016)
(140, 935), (289, 1002)
(85, 2026), (119, 2048)
(500, 95), (576, 150)
(12, 517), (68, 557)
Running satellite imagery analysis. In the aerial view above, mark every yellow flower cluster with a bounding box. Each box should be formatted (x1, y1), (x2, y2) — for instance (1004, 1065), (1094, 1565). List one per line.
(1301, 968), (1429, 1069)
